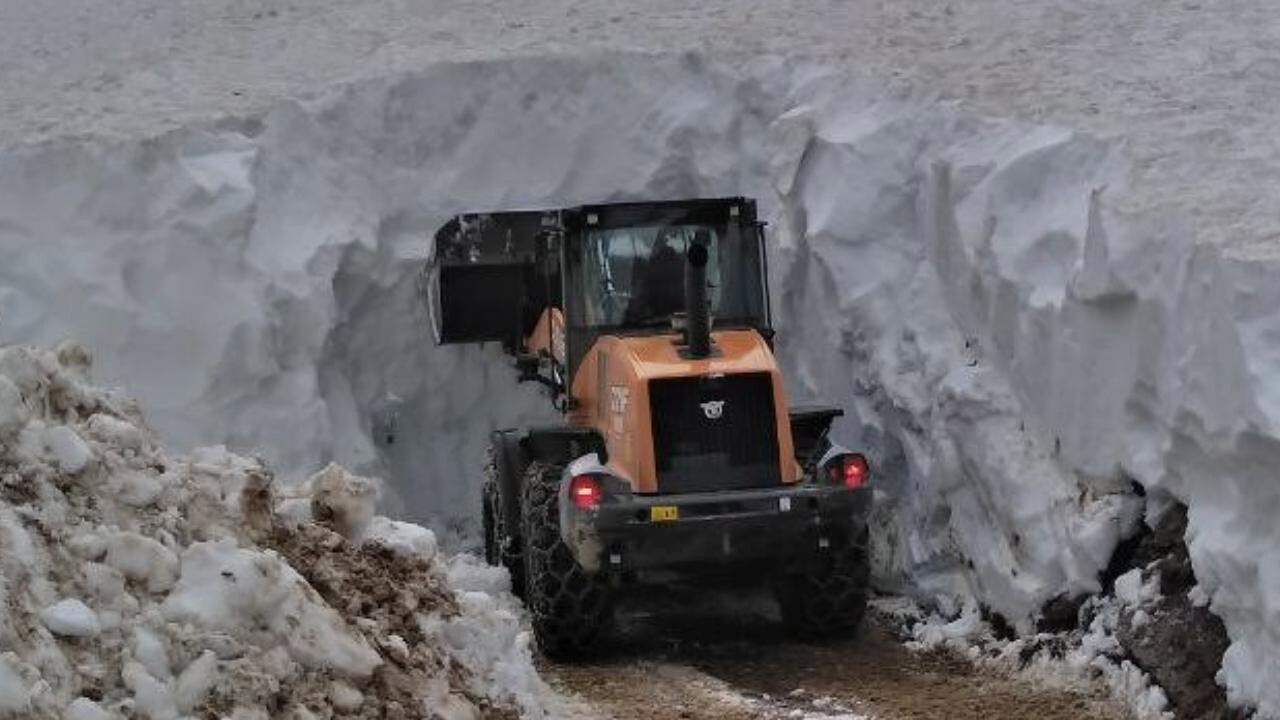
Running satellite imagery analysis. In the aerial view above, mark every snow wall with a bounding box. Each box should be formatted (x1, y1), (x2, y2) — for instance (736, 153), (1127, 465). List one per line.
(0, 53), (1276, 715)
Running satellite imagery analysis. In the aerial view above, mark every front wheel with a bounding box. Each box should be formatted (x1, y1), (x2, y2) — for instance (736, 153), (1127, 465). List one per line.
(521, 461), (612, 659)
(773, 528), (870, 640)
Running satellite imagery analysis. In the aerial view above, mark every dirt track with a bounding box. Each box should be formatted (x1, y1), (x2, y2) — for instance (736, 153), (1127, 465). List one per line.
(540, 585), (1129, 720)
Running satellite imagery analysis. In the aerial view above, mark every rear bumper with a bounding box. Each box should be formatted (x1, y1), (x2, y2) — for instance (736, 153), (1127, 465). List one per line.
(560, 482), (872, 574)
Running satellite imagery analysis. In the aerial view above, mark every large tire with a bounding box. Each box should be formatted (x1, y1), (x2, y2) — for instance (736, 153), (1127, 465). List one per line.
(774, 527), (870, 640)
(521, 460), (612, 659)
(482, 447), (525, 598)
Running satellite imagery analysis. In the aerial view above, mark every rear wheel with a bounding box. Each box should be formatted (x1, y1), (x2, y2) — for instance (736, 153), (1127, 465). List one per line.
(482, 447), (525, 598)
(521, 460), (612, 659)
(774, 527), (870, 640)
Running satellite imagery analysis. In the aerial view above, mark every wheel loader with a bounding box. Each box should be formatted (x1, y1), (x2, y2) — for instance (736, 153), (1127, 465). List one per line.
(422, 197), (872, 658)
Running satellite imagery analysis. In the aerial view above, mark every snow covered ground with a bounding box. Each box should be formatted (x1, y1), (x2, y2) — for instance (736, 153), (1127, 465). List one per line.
(3, 2), (1280, 717)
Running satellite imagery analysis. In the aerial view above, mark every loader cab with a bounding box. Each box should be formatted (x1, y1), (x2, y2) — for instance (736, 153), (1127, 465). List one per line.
(562, 199), (772, 378)
(425, 197), (773, 396)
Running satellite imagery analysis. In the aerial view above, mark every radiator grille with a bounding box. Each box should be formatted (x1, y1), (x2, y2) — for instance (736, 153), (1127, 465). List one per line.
(649, 372), (780, 494)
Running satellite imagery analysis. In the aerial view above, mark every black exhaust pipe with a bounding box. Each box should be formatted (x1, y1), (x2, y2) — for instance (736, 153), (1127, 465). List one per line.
(684, 234), (712, 358)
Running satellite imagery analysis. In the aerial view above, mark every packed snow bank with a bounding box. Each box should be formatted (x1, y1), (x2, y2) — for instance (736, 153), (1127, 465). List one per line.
(879, 503), (1236, 718)
(1, 53), (1278, 715)
(0, 343), (551, 718)
(769, 75), (1280, 716)
(884, 593), (1171, 720)
(770, 94), (1143, 625)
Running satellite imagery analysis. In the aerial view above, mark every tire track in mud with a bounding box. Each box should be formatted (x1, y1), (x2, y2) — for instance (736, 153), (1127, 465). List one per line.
(540, 586), (1131, 720)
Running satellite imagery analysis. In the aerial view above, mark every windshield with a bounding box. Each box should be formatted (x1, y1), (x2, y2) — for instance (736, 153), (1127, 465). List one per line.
(575, 223), (764, 329)
(582, 224), (715, 326)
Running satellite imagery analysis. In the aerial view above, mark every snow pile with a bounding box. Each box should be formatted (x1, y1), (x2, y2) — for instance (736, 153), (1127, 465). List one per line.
(2, 52), (1278, 715)
(0, 343), (548, 718)
(883, 502), (1238, 719)
(891, 591), (1170, 720)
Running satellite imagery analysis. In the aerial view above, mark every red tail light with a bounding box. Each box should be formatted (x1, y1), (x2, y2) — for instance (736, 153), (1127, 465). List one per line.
(569, 474), (603, 509)
(827, 453), (869, 488)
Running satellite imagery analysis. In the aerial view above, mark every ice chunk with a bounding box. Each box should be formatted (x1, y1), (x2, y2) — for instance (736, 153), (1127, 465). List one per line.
(274, 497), (311, 527)
(162, 540), (381, 679)
(910, 603), (986, 647)
(0, 506), (37, 568)
(1114, 570), (1144, 606)
(112, 469), (164, 507)
(40, 598), (101, 637)
(82, 562), (126, 601)
(328, 681), (363, 712)
(98, 609), (123, 632)
(363, 516), (437, 560)
(0, 376), (26, 438)
(132, 627), (172, 681)
(0, 654), (29, 713)
(65, 697), (113, 720)
(173, 651), (218, 713)
(69, 532), (108, 561)
(305, 464), (380, 541)
(104, 531), (179, 593)
(122, 661), (178, 720)
(378, 634), (410, 664)
(46, 425), (92, 474)
(86, 413), (146, 451)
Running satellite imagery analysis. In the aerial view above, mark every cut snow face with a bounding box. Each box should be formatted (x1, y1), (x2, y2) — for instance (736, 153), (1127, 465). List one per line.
(0, 344), (553, 718)
(1, 53), (1279, 717)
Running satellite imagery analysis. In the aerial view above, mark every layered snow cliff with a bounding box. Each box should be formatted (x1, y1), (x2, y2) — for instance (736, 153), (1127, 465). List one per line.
(0, 55), (1275, 715)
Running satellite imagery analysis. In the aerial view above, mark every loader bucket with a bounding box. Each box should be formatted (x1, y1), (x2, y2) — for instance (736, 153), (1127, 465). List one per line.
(423, 210), (561, 348)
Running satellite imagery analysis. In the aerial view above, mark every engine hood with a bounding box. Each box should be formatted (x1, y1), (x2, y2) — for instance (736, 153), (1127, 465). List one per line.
(569, 328), (799, 493)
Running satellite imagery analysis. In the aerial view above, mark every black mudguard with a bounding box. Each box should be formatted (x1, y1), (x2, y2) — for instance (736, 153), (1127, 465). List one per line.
(521, 425), (607, 465)
(491, 426), (608, 546)
(789, 405), (843, 470)
(489, 430), (527, 545)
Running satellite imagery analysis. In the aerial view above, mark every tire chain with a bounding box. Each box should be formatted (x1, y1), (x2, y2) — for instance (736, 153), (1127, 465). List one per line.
(521, 460), (612, 658)
(775, 528), (871, 639)
(482, 446), (525, 597)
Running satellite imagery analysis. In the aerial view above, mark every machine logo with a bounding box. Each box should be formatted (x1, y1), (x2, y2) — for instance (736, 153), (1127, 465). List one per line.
(699, 400), (725, 419)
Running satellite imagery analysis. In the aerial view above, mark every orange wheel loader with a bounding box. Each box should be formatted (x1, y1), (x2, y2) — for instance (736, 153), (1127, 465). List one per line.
(421, 197), (872, 658)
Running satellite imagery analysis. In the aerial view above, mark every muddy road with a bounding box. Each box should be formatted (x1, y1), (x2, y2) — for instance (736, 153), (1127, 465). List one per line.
(540, 585), (1129, 720)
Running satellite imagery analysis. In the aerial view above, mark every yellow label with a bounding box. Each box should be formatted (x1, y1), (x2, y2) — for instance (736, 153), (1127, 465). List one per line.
(649, 506), (679, 522)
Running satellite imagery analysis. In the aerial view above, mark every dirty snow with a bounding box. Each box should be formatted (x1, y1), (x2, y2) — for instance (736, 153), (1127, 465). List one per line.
(900, 596), (1172, 720)
(0, 344), (555, 717)
(40, 598), (101, 638)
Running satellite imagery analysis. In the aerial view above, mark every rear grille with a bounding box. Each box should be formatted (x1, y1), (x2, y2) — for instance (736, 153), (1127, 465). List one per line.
(649, 372), (781, 494)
